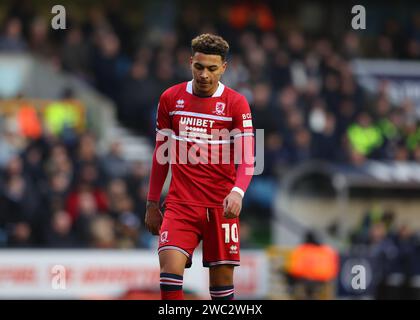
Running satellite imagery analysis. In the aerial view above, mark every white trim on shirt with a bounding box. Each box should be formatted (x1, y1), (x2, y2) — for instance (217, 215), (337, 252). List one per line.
(186, 80), (225, 97)
(168, 110), (232, 121)
(231, 187), (245, 198)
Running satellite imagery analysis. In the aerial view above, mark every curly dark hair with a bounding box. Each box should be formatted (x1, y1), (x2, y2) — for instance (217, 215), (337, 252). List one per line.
(191, 34), (230, 61)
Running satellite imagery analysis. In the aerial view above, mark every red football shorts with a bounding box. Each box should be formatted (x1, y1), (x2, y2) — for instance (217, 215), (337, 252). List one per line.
(158, 202), (240, 268)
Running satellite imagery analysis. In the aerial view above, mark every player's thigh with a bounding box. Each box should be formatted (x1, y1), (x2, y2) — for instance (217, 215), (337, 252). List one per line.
(159, 249), (189, 275)
(158, 203), (202, 265)
(202, 208), (240, 267)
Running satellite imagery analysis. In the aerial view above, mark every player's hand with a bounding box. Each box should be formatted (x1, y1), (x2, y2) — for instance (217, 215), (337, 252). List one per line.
(223, 191), (243, 219)
(145, 201), (163, 235)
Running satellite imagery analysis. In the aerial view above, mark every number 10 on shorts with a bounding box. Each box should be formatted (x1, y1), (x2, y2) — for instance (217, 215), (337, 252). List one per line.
(222, 223), (239, 243)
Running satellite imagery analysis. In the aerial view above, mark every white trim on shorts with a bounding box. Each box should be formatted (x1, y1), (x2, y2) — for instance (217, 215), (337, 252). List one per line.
(203, 260), (241, 267)
(158, 245), (190, 258)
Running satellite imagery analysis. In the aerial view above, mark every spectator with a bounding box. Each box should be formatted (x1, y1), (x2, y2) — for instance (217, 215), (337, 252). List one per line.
(0, 17), (27, 52)
(7, 222), (33, 247)
(290, 128), (312, 163)
(107, 178), (128, 217)
(114, 196), (141, 249)
(22, 143), (45, 186)
(0, 130), (19, 170)
(92, 30), (130, 102)
(89, 215), (116, 248)
(0, 157), (40, 233)
(28, 16), (53, 58)
(311, 112), (341, 161)
(285, 230), (339, 299)
(250, 83), (277, 132)
(101, 141), (129, 180)
(66, 182), (108, 223)
(367, 222), (399, 299)
(60, 26), (92, 79)
(44, 210), (79, 248)
(72, 189), (102, 247)
(118, 60), (158, 132)
(347, 112), (383, 159)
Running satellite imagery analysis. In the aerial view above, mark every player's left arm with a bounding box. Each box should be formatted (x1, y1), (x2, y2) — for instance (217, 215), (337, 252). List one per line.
(223, 95), (255, 219)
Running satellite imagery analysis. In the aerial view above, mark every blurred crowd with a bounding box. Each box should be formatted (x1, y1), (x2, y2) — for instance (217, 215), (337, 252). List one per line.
(348, 206), (420, 299)
(0, 121), (259, 249)
(0, 126), (157, 248)
(1, 1), (420, 177)
(1, 1), (420, 250)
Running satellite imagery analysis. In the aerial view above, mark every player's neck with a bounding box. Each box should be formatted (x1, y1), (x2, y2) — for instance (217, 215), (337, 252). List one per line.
(192, 80), (219, 98)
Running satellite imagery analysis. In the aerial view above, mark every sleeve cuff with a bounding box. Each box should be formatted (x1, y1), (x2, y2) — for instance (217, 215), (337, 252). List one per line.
(231, 187), (245, 198)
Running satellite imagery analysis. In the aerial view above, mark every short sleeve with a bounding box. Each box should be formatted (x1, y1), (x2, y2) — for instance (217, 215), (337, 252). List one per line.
(156, 92), (171, 131)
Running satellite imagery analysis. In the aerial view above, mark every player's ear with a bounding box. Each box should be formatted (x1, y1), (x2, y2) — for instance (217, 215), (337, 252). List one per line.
(221, 61), (227, 74)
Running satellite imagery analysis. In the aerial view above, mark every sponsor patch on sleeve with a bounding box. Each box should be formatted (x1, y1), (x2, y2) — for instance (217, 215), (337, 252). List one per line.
(243, 119), (253, 128)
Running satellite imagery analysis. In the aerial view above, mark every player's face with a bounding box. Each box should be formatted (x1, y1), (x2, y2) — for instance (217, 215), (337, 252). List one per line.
(191, 52), (227, 97)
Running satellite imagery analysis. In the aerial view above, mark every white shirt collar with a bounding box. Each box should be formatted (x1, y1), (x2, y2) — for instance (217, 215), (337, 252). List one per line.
(186, 80), (225, 97)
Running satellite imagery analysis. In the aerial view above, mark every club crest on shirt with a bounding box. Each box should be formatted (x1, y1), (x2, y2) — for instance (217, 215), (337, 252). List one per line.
(213, 102), (226, 116)
(160, 231), (169, 244)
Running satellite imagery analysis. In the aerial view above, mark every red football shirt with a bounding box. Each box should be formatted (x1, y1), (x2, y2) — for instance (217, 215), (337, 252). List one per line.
(151, 80), (254, 208)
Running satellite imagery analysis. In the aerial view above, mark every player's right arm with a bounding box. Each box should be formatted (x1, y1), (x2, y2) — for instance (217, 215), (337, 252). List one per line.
(145, 92), (171, 235)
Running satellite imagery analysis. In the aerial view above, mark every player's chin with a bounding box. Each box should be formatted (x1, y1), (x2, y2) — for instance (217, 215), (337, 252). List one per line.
(197, 81), (212, 89)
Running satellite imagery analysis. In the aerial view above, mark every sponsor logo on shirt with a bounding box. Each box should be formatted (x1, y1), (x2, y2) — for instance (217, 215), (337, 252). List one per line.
(180, 117), (215, 128)
(229, 245), (238, 254)
(243, 119), (253, 128)
(175, 99), (185, 108)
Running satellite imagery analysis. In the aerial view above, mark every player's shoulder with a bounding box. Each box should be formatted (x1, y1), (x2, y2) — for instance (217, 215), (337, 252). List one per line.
(161, 82), (188, 99)
(223, 84), (249, 105)
(223, 84), (241, 98)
